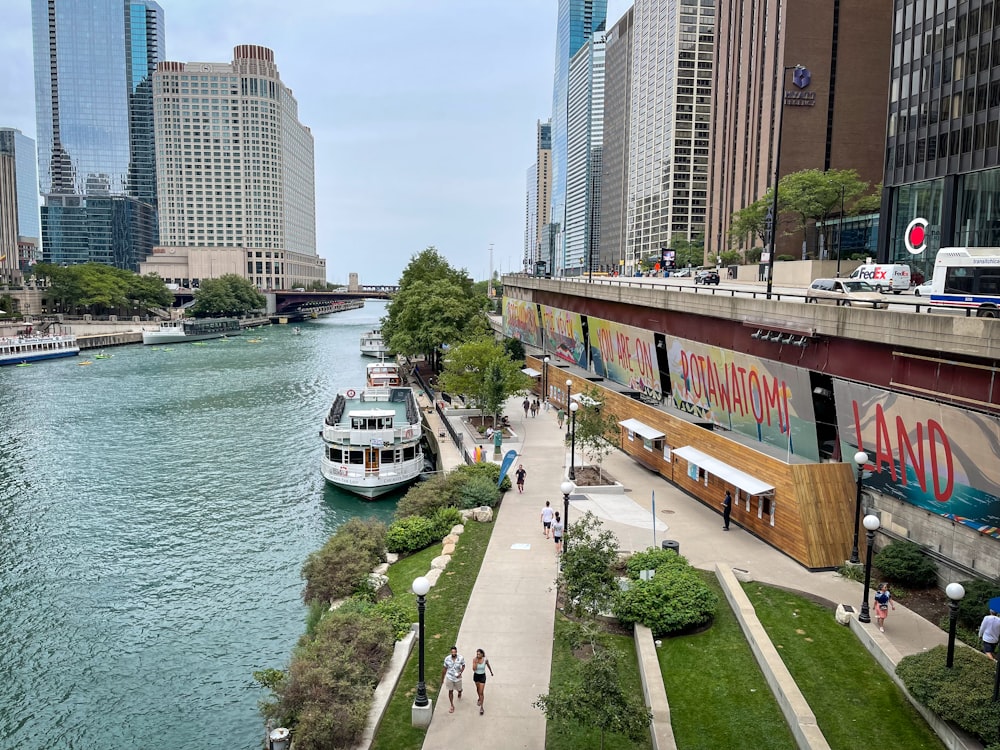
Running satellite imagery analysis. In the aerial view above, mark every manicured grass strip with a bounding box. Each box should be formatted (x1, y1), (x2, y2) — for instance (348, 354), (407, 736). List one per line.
(744, 583), (945, 750)
(371, 519), (494, 750)
(543, 613), (653, 750)
(658, 572), (797, 750)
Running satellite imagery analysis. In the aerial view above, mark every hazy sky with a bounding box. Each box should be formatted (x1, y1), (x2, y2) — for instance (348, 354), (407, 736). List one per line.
(0, 0), (631, 285)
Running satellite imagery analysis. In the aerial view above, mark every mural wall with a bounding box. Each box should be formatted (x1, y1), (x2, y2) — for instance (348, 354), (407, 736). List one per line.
(834, 379), (1000, 538)
(502, 298), (542, 348)
(587, 316), (663, 401)
(539, 304), (587, 368)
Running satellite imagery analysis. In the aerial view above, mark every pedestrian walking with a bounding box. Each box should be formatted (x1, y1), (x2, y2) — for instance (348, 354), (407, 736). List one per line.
(531, 398), (539, 417)
(471, 648), (494, 715)
(552, 511), (564, 554)
(722, 489), (732, 531)
(441, 646), (466, 713)
(980, 609), (1000, 659)
(540, 501), (554, 538)
(522, 397), (530, 418)
(873, 583), (895, 632)
(515, 464), (527, 493)
(556, 408), (565, 429)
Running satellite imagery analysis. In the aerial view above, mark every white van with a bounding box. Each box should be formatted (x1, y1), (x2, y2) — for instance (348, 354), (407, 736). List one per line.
(848, 263), (911, 293)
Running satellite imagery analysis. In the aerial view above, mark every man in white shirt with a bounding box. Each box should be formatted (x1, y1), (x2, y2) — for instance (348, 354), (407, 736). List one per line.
(540, 501), (555, 538)
(980, 609), (1000, 660)
(441, 646), (466, 712)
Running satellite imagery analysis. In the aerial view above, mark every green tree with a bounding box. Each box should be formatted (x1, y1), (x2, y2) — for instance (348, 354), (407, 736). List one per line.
(729, 194), (774, 253)
(127, 272), (173, 311)
(558, 511), (620, 618)
(438, 337), (533, 423)
(189, 274), (266, 317)
(571, 387), (619, 481)
(780, 168), (872, 258)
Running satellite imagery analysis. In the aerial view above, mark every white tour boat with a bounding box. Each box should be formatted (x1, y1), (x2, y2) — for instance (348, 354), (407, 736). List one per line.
(142, 318), (242, 345)
(360, 329), (391, 358)
(320, 378), (423, 500)
(365, 359), (404, 388)
(0, 333), (80, 366)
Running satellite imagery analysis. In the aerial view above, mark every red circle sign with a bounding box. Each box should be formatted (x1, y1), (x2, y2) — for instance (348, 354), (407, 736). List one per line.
(904, 217), (929, 254)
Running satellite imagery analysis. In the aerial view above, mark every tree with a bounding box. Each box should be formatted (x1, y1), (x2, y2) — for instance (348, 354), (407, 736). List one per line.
(559, 511), (620, 618)
(729, 194), (774, 252)
(571, 387), (619, 481)
(438, 337), (533, 423)
(189, 274), (266, 317)
(127, 272), (173, 311)
(780, 168), (872, 258)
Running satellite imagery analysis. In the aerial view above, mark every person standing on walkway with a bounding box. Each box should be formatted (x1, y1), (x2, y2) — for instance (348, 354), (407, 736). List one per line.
(471, 648), (494, 715)
(873, 583), (895, 632)
(556, 408), (565, 429)
(441, 646), (466, 713)
(515, 464), (527, 493)
(552, 511), (564, 554)
(540, 501), (554, 538)
(523, 397), (530, 418)
(979, 609), (1000, 659)
(722, 490), (732, 531)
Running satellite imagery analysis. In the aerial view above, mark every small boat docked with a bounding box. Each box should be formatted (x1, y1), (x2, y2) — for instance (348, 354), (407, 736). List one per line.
(320, 382), (423, 500)
(1, 333), (80, 366)
(366, 360), (404, 388)
(360, 329), (390, 358)
(142, 318), (242, 345)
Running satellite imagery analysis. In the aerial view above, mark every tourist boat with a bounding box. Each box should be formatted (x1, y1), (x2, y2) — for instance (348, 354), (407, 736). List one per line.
(142, 318), (242, 345)
(0, 333), (80, 366)
(320, 381), (423, 499)
(365, 359), (404, 388)
(360, 329), (391, 358)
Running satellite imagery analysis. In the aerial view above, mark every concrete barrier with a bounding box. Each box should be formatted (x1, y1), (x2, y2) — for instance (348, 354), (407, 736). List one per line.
(633, 623), (677, 749)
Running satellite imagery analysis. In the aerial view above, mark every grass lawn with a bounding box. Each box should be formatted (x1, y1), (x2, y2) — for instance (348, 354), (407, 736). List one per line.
(658, 572), (797, 750)
(542, 613), (653, 750)
(371, 518), (494, 750)
(744, 582), (945, 750)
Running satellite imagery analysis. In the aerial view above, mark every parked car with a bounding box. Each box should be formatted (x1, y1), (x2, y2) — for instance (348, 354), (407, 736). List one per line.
(911, 279), (934, 296)
(671, 268), (693, 277)
(805, 279), (888, 308)
(694, 270), (720, 285)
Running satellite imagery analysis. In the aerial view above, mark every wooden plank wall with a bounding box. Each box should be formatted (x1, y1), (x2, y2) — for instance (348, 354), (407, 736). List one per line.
(529, 356), (857, 569)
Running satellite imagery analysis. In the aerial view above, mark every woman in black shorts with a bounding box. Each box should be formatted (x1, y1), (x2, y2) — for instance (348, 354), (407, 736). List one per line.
(471, 648), (494, 715)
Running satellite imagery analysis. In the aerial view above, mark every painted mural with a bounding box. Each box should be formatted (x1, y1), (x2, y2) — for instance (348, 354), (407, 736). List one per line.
(834, 379), (1000, 539)
(502, 298), (542, 348)
(587, 316), (663, 401)
(666, 336), (820, 461)
(539, 305), (587, 368)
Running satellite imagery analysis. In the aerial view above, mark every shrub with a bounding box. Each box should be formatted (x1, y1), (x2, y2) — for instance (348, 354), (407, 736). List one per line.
(335, 596), (414, 641)
(873, 540), (938, 588)
(955, 578), (1000, 630)
(560, 512), (621, 617)
(455, 474), (501, 509)
(386, 515), (437, 554)
(897, 645), (1000, 745)
(613, 569), (718, 636)
(452, 461), (511, 492)
(301, 518), (386, 605)
(776, 254), (796, 261)
(430, 506), (463, 539)
(395, 474), (454, 519)
(624, 547), (692, 579)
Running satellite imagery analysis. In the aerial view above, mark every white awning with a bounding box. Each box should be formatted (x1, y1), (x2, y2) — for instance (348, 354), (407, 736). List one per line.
(521, 367), (542, 377)
(672, 446), (775, 496)
(618, 418), (665, 441)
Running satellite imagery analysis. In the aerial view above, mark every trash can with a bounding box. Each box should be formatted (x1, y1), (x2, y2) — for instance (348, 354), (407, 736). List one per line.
(661, 539), (680, 555)
(269, 728), (291, 750)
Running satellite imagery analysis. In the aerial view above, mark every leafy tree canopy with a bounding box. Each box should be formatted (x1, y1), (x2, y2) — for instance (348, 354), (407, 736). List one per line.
(189, 274), (266, 317)
(438, 337), (533, 419)
(31, 262), (172, 313)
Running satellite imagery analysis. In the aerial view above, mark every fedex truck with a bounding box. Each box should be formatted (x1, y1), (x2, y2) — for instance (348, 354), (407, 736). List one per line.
(848, 263), (911, 293)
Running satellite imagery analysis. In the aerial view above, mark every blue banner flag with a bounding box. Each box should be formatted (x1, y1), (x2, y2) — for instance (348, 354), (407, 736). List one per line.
(498, 450), (518, 487)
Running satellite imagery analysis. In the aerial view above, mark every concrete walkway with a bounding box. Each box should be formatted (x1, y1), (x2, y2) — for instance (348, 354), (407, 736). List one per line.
(420, 394), (953, 750)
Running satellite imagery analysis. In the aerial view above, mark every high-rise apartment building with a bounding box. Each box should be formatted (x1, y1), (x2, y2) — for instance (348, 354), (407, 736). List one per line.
(524, 120), (552, 273)
(565, 35), (606, 275)
(549, 0), (608, 275)
(709, 0), (891, 263)
(879, 0), (1000, 278)
(31, 0), (162, 270)
(145, 45), (323, 290)
(622, 0), (715, 274)
(0, 128), (40, 284)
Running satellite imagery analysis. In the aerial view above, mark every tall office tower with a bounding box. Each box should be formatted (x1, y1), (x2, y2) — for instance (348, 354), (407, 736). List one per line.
(549, 0), (608, 276)
(879, 0), (1000, 276)
(524, 120), (552, 273)
(31, 0), (163, 270)
(598, 8), (634, 274)
(623, 0), (715, 274)
(146, 45), (323, 290)
(0, 128), (40, 285)
(709, 0), (890, 264)
(564, 35), (606, 275)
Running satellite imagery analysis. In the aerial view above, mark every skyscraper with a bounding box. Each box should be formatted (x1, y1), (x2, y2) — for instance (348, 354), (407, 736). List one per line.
(524, 120), (552, 274)
(549, 0), (607, 275)
(0, 128), (40, 284)
(31, 0), (163, 270)
(145, 45), (323, 290)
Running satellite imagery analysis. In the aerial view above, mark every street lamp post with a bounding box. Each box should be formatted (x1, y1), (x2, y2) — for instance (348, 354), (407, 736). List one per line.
(569, 401), (579, 480)
(561, 480), (574, 554)
(835, 185), (846, 277)
(858, 514), (880, 623)
(542, 355), (550, 405)
(565, 379), (573, 439)
(765, 63), (805, 300)
(850, 450), (868, 564)
(411, 576), (433, 726)
(946, 582), (966, 668)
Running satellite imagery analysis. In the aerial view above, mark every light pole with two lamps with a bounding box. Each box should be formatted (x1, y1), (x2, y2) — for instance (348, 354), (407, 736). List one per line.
(560, 480), (574, 554)
(850, 450), (869, 565)
(858, 514), (880, 623)
(945, 582), (965, 668)
(568, 401), (579, 480)
(411, 576), (433, 726)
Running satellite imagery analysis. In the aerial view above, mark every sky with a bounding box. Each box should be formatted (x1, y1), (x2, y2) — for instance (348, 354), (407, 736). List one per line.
(0, 0), (631, 286)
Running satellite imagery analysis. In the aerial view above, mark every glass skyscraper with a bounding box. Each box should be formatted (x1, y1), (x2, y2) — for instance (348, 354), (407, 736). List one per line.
(0, 128), (40, 283)
(31, 0), (163, 270)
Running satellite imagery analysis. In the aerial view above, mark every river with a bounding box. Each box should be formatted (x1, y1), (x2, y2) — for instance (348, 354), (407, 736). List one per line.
(0, 299), (398, 749)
